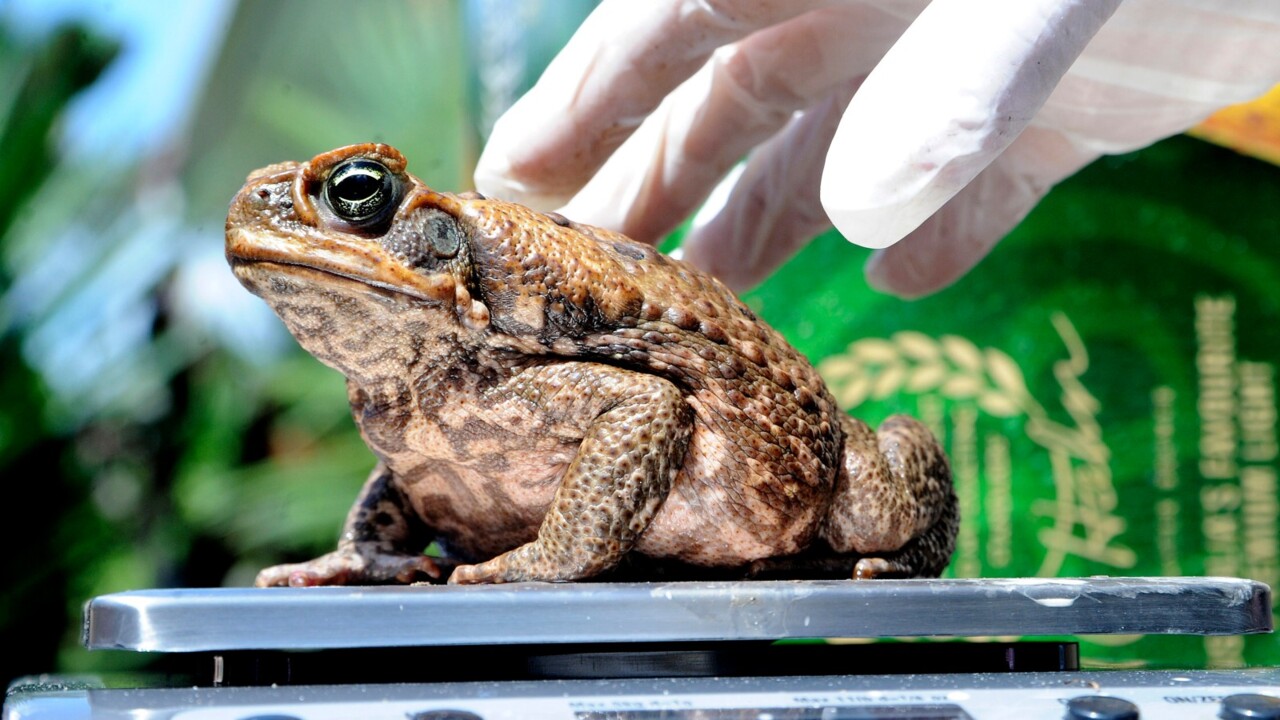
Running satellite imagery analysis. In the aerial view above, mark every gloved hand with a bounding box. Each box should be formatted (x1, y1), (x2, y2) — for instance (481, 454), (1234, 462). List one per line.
(474, 0), (1280, 297)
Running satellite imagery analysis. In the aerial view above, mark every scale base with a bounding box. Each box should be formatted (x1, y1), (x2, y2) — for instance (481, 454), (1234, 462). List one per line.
(4, 576), (1274, 718)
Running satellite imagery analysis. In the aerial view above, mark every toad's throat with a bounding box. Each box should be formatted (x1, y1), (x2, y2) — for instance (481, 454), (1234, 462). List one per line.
(227, 227), (454, 303)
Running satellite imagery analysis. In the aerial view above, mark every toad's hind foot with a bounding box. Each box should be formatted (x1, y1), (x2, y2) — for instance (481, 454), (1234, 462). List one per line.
(851, 494), (960, 579)
(823, 414), (958, 578)
(853, 557), (914, 580)
(255, 545), (442, 587)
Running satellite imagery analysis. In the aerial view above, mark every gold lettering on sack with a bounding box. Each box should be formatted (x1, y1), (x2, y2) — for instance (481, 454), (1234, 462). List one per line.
(1238, 362), (1277, 591)
(1152, 386), (1181, 576)
(1029, 314), (1134, 575)
(1191, 295), (1280, 669)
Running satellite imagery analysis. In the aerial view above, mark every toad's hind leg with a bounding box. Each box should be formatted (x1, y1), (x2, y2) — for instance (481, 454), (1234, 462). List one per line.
(821, 415), (957, 578)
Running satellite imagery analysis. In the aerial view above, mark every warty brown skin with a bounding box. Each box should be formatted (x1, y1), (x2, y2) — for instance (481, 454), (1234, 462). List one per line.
(225, 143), (958, 585)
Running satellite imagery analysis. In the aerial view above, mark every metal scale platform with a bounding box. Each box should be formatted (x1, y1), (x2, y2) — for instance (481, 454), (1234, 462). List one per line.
(5, 576), (1279, 719)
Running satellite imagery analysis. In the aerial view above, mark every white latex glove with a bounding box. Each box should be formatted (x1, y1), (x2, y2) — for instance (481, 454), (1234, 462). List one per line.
(474, 0), (1280, 297)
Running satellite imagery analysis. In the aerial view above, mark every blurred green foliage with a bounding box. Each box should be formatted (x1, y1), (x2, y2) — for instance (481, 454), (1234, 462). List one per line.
(0, 23), (118, 687)
(0, 1), (481, 683)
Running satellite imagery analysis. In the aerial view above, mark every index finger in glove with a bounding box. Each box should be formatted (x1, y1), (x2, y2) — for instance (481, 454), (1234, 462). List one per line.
(474, 0), (837, 209)
(864, 125), (1100, 298)
(821, 0), (1122, 250)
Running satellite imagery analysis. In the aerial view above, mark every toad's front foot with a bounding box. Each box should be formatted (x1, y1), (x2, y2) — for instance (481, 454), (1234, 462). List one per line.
(255, 544), (442, 587)
(447, 537), (619, 584)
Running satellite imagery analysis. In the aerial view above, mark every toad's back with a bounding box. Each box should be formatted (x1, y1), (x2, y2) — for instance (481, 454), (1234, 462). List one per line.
(455, 196), (847, 562)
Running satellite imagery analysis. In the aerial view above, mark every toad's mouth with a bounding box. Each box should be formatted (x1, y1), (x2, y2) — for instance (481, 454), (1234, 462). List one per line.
(226, 227), (455, 304)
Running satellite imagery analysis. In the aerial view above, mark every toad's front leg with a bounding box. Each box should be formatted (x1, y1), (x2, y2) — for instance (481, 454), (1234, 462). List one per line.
(256, 463), (442, 587)
(449, 363), (692, 584)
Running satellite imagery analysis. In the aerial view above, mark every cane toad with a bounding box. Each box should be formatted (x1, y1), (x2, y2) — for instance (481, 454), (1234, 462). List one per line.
(225, 143), (957, 585)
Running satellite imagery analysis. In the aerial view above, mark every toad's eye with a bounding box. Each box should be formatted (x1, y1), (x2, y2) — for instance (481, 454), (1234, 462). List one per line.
(324, 158), (398, 226)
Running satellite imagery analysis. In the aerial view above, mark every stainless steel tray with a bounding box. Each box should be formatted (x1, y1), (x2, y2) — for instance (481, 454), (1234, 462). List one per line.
(82, 576), (1272, 652)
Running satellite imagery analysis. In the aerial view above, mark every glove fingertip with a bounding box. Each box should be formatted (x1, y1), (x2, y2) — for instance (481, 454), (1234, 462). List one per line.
(473, 161), (573, 210)
(864, 249), (931, 300)
(862, 220), (995, 300)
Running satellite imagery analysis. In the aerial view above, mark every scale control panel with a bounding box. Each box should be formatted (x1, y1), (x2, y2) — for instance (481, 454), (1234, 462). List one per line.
(7, 670), (1279, 720)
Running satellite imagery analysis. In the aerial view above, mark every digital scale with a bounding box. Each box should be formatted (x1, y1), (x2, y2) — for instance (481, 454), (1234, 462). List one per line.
(5, 577), (1279, 719)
